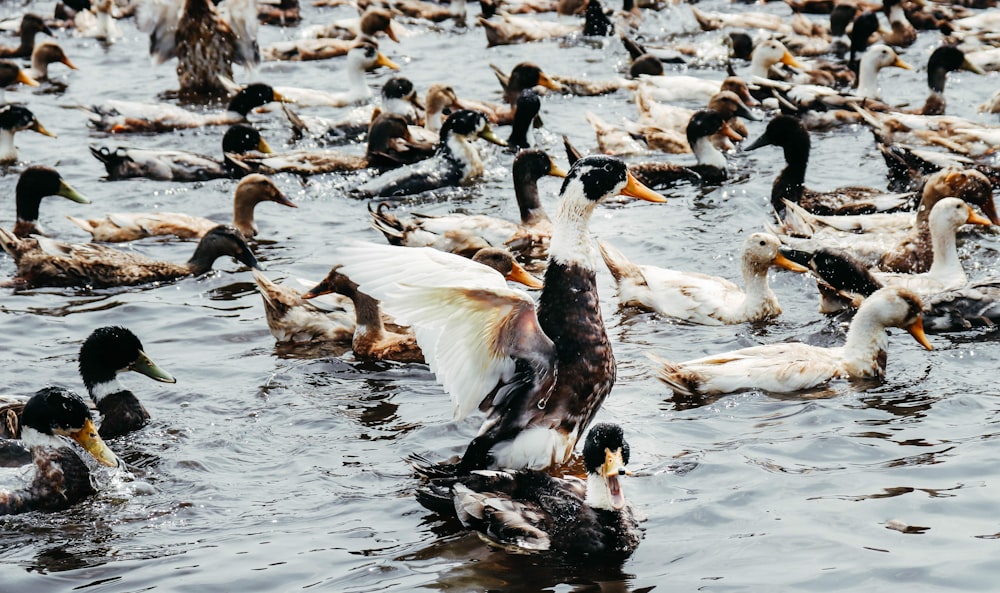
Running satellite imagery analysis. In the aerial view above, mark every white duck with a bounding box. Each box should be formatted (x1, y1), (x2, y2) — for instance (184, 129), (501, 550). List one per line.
(651, 286), (933, 396)
(599, 233), (808, 325)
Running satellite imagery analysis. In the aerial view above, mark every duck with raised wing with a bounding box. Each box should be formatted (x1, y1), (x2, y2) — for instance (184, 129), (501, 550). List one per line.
(68, 174), (294, 242)
(0, 224), (259, 288)
(600, 233), (808, 325)
(415, 423), (642, 558)
(0, 387), (118, 515)
(338, 155), (666, 472)
(651, 286), (932, 396)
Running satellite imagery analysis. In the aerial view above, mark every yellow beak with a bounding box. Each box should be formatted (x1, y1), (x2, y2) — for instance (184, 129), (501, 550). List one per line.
(376, 52), (400, 71)
(548, 159), (568, 178)
(906, 317), (933, 351)
(69, 419), (119, 467)
(621, 171), (667, 202)
(505, 260), (543, 289)
(773, 252), (809, 273)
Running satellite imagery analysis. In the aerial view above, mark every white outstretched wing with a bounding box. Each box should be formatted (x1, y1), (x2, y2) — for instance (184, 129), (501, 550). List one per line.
(337, 242), (555, 421)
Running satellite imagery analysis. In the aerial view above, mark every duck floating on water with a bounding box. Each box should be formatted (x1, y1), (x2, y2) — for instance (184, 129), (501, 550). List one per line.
(0, 14), (51, 59)
(0, 224), (259, 288)
(416, 422), (643, 558)
(338, 155), (666, 472)
(9, 166), (90, 238)
(0, 387), (118, 516)
(0, 104), (56, 163)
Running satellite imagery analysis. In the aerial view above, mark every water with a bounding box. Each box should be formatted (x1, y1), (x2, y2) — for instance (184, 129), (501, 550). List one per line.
(0, 0), (999, 591)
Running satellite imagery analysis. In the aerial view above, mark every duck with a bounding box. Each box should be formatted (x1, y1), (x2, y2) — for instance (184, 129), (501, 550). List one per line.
(89, 123), (272, 181)
(506, 89), (542, 150)
(262, 8), (397, 61)
(10, 166), (91, 238)
(690, 6), (791, 34)
(67, 174), (294, 242)
(874, 130), (1000, 192)
(599, 233), (809, 325)
(0, 104), (56, 163)
(745, 115), (915, 217)
(138, 0), (260, 98)
(880, 0), (916, 47)
(353, 110), (508, 198)
(922, 279), (1000, 333)
(908, 46), (984, 116)
(384, 0), (467, 23)
(635, 74), (755, 108)
(369, 148), (565, 260)
(300, 248), (543, 362)
(25, 41), (76, 82)
(807, 197), (993, 296)
(257, 0), (300, 26)
(651, 286), (932, 397)
(424, 84), (462, 133)
(478, 12), (578, 48)
(415, 422), (642, 558)
(223, 43), (399, 108)
(0, 387), (118, 515)
(626, 89), (757, 154)
(0, 224), (260, 288)
(87, 84), (286, 134)
(0, 14), (52, 59)
(776, 168), (997, 273)
(364, 112), (438, 170)
(0, 60), (40, 103)
(337, 155), (666, 472)
(624, 110), (742, 188)
(74, 0), (122, 41)
(491, 62), (563, 107)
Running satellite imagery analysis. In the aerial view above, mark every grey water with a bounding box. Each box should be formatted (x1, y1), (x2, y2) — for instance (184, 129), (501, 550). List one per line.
(0, 0), (999, 591)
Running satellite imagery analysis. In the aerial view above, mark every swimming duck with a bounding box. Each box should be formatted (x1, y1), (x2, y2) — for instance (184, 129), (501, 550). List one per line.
(0, 387), (118, 515)
(0, 60), (39, 103)
(25, 41), (76, 82)
(636, 74), (755, 108)
(691, 6), (790, 34)
(67, 174), (294, 242)
(223, 43), (399, 108)
(880, 0), (916, 47)
(353, 110), (507, 198)
(365, 112), (438, 170)
(369, 148), (565, 260)
(301, 248), (542, 362)
(10, 166), (90, 238)
(625, 110), (742, 188)
(77, 326), (176, 439)
(478, 12), (578, 47)
(338, 155), (666, 472)
(262, 8), (398, 61)
(89, 123), (272, 181)
(257, 0), (300, 25)
(0, 224), (259, 288)
(600, 233), (808, 325)
(252, 269), (356, 345)
(386, 0), (467, 23)
(626, 89), (757, 154)
(0, 104), (56, 163)
(651, 286), (932, 396)
(139, 0), (259, 98)
(922, 279), (1000, 333)
(908, 45), (984, 116)
(0, 14), (51, 59)
(415, 422), (642, 558)
(745, 115), (915, 217)
(87, 83), (286, 134)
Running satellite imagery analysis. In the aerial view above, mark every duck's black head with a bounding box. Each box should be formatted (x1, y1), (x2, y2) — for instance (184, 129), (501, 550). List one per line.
(849, 11), (879, 53)
(382, 76), (415, 101)
(20, 386), (119, 467)
(227, 84), (283, 116)
(729, 32), (754, 61)
(302, 265), (356, 300)
(20, 13), (53, 38)
(222, 123), (270, 155)
(686, 110), (725, 147)
(745, 115), (810, 164)
(16, 166), (90, 223)
(0, 60), (36, 88)
(508, 62), (559, 95)
(514, 148), (563, 183)
(629, 54), (663, 78)
(0, 105), (50, 135)
(927, 46), (982, 92)
(582, 423), (630, 474)
(440, 109), (506, 146)
(562, 155), (667, 204)
(79, 326), (176, 391)
(829, 4), (858, 37)
(189, 224), (261, 271)
(583, 0), (613, 36)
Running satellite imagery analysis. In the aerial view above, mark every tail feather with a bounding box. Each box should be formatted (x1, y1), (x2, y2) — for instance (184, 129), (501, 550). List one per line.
(647, 352), (700, 396)
(0, 227), (23, 259)
(368, 202), (406, 244)
(597, 240), (642, 284)
(65, 215), (98, 236)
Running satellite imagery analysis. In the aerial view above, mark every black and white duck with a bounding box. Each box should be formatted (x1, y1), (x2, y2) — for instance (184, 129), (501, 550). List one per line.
(0, 104), (55, 163)
(353, 110), (507, 198)
(0, 224), (260, 288)
(0, 387), (118, 515)
(415, 423), (642, 558)
(338, 155), (666, 472)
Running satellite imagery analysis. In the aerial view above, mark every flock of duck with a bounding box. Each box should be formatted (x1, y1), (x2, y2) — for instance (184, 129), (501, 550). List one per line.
(0, 0), (998, 563)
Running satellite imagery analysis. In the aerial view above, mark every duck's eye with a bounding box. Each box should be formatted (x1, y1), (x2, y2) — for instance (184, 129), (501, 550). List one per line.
(759, 240), (766, 246)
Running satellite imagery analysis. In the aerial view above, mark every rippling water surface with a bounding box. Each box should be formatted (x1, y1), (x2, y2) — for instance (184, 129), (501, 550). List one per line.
(1, 0), (999, 590)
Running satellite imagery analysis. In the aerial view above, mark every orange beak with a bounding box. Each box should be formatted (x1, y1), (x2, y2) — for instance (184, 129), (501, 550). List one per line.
(906, 317), (933, 351)
(620, 171), (667, 202)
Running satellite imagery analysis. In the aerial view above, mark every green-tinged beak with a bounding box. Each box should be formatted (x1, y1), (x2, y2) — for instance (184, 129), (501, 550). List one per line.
(962, 58), (986, 75)
(479, 126), (508, 146)
(57, 179), (91, 204)
(130, 350), (177, 383)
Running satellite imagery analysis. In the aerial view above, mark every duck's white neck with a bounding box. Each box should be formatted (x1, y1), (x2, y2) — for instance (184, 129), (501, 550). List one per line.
(888, 4), (907, 25)
(856, 54), (884, 99)
(383, 97), (415, 120)
(444, 133), (483, 181)
(740, 261), (777, 316)
(0, 129), (17, 162)
(548, 185), (598, 270)
(841, 305), (891, 378)
(20, 426), (65, 451)
(425, 109), (445, 133)
(693, 135), (727, 169)
(29, 54), (48, 81)
(750, 52), (777, 80)
(927, 221), (966, 286)
(585, 473), (617, 511)
(89, 378), (125, 404)
(346, 56), (373, 103)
